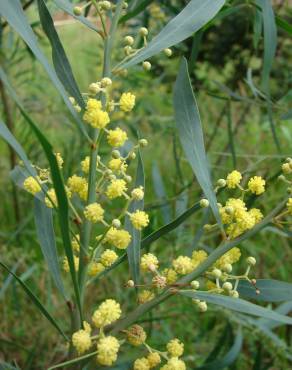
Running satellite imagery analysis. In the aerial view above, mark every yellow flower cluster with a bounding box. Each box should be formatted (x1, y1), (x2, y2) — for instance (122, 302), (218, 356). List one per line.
(119, 92), (136, 112)
(23, 176), (41, 195)
(226, 170), (242, 189)
(140, 253), (159, 272)
(107, 127), (128, 147)
(106, 179), (127, 199)
(127, 324), (147, 346)
(108, 158), (127, 172)
(214, 247), (241, 270)
(167, 339), (184, 357)
(72, 329), (92, 355)
(92, 299), (121, 328)
(97, 336), (120, 366)
(68, 175), (88, 200)
(100, 249), (118, 267)
(219, 198), (263, 238)
(130, 210), (149, 230)
(84, 202), (104, 223)
(172, 249), (207, 276)
(287, 198), (292, 214)
(83, 98), (110, 129)
(138, 289), (155, 304)
(248, 176), (266, 195)
(104, 227), (131, 249)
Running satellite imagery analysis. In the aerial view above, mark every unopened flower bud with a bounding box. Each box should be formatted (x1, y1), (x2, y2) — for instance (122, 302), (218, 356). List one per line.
(212, 268), (222, 278)
(198, 301), (208, 312)
(229, 290), (239, 298)
(112, 150), (120, 159)
(164, 48), (172, 57)
(112, 219), (121, 228)
(122, 1), (128, 9)
(124, 46), (132, 56)
(225, 206), (234, 215)
(100, 1), (112, 10)
(129, 152), (136, 160)
(139, 139), (148, 147)
(127, 280), (135, 287)
(282, 163), (291, 174)
(89, 82), (101, 94)
(200, 199), (209, 208)
(278, 175), (286, 181)
(251, 278), (257, 285)
(217, 179), (226, 187)
(203, 224), (212, 231)
(73, 6), (82, 16)
(190, 280), (200, 290)
(148, 263), (156, 272)
(139, 27), (148, 36)
(246, 256), (256, 266)
(131, 187), (144, 200)
(223, 264), (232, 273)
(124, 175), (132, 183)
(101, 77), (112, 87)
(124, 35), (134, 45)
(142, 61), (151, 71)
(69, 96), (76, 104)
(222, 282), (233, 291)
(74, 105), (81, 113)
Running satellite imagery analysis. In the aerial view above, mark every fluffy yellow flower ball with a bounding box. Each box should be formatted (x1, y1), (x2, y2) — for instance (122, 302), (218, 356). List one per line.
(172, 256), (193, 275)
(83, 99), (110, 129)
(138, 290), (155, 304)
(63, 256), (79, 272)
(67, 175), (88, 200)
(92, 299), (121, 328)
(162, 268), (177, 284)
(131, 186), (144, 200)
(55, 152), (64, 169)
(130, 210), (149, 230)
(71, 234), (80, 253)
(167, 339), (184, 357)
(119, 92), (136, 112)
(127, 324), (147, 346)
(226, 170), (242, 188)
(105, 227), (131, 249)
(192, 250), (208, 269)
(45, 188), (57, 208)
(108, 158), (127, 172)
(88, 261), (105, 277)
(134, 358), (150, 370)
(147, 352), (161, 368)
(140, 253), (159, 272)
(106, 179), (127, 199)
(84, 202), (104, 223)
(248, 176), (266, 195)
(107, 128), (128, 147)
(86, 98), (102, 110)
(23, 176), (41, 195)
(249, 208), (263, 223)
(97, 336), (120, 366)
(214, 247), (241, 269)
(161, 358), (186, 370)
(100, 249), (118, 267)
(72, 329), (92, 355)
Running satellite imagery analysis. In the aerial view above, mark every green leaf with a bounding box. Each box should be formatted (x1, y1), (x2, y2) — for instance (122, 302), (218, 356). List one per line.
(256, 0), (277, 92)
(258, 301), (292, 330)
(180, 290), (292, 325)
(125, 150), (144, 284)
(0, 2), (89, 140)
(0, 261), (20, 300)
(34, 198), (67, 300)
(120, 0), (225, 69)
(152, 162), (171, 224)
(197, 327), (242, 370)
(276, 15), (292, 35)
(0, 121), (35, 177)
(173, 58), (221, 227)
(37, 0), (84, 108)
(52, 0), (99, 32)
(238, 279), (292, 302)
(0, 261), (68, 340)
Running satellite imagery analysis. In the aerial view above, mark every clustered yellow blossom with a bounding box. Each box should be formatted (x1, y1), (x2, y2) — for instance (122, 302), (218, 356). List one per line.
(226, 170), (242, 189)
(140, 253), (159, 272)
(127, 324), (147, 346)
(100, 249), (118, 267)
(104, 227), (132, 249)
(63, 255), (79, 272)
(107, 127), (128, 147)
(84, 202), (104, 223)
(130, 210), (149, 230)
(97, 336), (120, 366)
(138, 289), (155, 304)
(72, 329), (92, 355)
(119, 92), (136, 112)
(68, 174), (88, 200)
(248, 176), (266, 195)
(219, 198), (263, 238)
(23, 176), (41, 195)
(92, 299), (121, 328)
(106, 179), (127, 199)
(83, 98), (110, 129)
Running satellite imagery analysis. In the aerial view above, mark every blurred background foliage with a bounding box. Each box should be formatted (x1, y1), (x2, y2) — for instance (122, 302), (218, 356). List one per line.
(0, 0), (291, 368)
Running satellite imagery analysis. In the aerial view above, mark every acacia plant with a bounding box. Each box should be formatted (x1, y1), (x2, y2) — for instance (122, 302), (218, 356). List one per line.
(0, 0), (291, 369)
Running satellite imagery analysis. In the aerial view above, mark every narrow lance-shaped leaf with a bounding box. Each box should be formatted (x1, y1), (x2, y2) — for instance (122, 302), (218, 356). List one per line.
(238, 279), (292, 302)
(0, 1), (89, 140)
(37, 0), (84, 108)
(0, 261), (68, 340)
(197, 327), (243, 370)
(174, 58), (221, 227)
(180, 290), (292, 325)
(125, 150), (144, 284)
(256, 0), (277, 92)
(34, 198), (68, 301)
(120, 0), (225, 69)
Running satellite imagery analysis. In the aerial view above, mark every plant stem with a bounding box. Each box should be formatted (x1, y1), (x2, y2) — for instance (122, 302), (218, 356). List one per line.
(78, 0), (125, 314)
